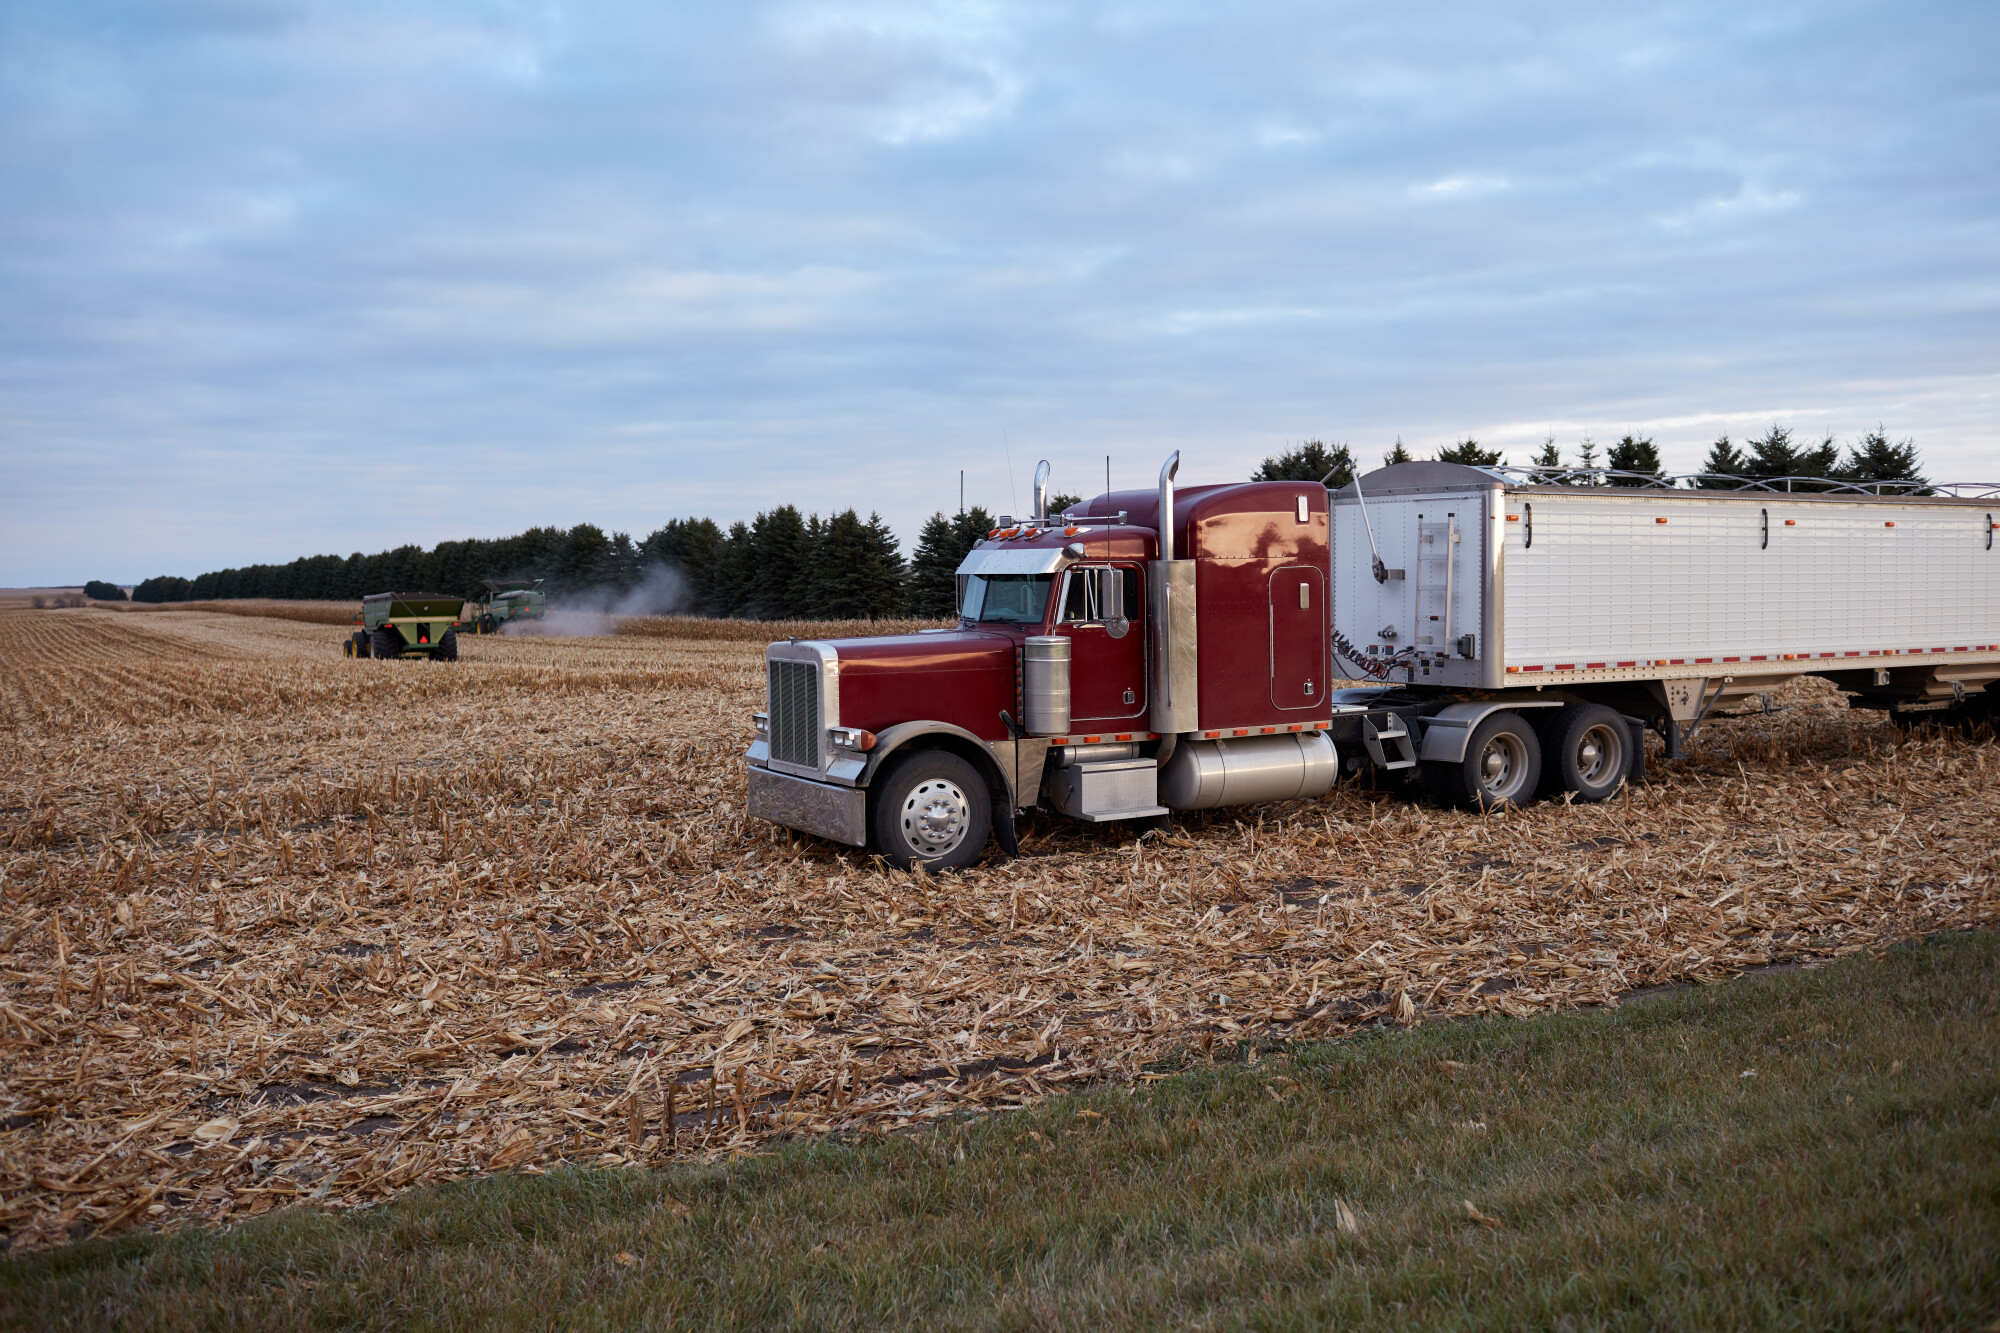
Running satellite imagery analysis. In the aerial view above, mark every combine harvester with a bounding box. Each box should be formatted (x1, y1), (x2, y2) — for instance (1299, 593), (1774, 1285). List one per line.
(462, 579), (546, 635)
(343, 593), (467, 661)
(746, 455), (2000, 869)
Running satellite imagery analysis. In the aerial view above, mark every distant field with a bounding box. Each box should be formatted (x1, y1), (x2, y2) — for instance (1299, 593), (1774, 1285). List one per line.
(0, 606), (1995, 1260)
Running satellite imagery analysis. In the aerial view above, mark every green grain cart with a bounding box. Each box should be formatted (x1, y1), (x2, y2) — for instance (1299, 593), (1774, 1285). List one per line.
(343, 593), (466, 661)
(463, 579), (547, 635)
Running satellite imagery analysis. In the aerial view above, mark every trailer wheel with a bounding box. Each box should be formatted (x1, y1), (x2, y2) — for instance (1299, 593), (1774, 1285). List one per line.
(371, 628), (401, 660)
(1542, 704), (1629, 802)
(869, 749), (991, 872)
(1425, 712), (1542, 812)
(432, 629), (459, 662)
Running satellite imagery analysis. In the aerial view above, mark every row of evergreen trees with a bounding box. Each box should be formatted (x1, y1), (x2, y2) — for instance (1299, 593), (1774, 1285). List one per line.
(132, 505), (1006, 621)
(1253, 426), (1925, 491)
(131, 425), (1929, 618)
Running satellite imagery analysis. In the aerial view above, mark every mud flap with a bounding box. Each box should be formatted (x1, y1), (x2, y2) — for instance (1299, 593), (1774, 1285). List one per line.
(991, 799), (1019, 858)
(1624, 715), (1648, 785)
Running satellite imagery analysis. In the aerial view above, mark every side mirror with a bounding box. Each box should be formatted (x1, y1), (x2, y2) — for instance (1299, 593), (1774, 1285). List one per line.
(1103, 568), (1129, 639)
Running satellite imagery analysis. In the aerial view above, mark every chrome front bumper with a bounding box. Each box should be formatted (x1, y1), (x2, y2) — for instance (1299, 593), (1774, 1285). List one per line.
(746, 766), (867, 847)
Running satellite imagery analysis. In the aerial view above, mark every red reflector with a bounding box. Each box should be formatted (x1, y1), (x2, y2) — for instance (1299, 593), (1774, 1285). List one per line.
(1554, 664), (1575, 671)
(1585, 662), (1605, 669)
(1232, 729), (1248, 737)
(1115, 733), (1132, 741)
(858, 730), (878, 751)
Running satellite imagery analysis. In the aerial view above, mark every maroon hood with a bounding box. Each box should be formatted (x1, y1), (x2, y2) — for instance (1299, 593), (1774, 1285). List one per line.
(827, 628), (1021, 741)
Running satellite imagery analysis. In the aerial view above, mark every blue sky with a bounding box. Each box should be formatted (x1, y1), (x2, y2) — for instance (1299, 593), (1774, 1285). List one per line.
(3, 0), (1996, 585)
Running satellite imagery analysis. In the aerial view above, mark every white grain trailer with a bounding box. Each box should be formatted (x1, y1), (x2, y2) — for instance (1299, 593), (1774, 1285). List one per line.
(1325, 461), (2000, 810)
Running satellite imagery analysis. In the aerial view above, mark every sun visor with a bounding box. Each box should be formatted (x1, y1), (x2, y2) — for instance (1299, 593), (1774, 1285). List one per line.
(955, 546), (1067, 577)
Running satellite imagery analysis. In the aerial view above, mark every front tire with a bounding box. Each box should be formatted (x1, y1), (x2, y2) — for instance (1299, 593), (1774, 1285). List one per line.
(869, 750), (991, 871)
(1541, 704), (1629, 802)
(1423, 712), (1542, 811)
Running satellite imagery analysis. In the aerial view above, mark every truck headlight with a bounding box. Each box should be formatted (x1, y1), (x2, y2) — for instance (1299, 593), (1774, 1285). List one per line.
(752, 712), (769, 738)
(828, 726), (877, 752)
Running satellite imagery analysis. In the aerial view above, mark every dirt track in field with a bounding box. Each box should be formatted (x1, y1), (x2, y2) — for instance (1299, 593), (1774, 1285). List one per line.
(2, 606), (1996, 1252)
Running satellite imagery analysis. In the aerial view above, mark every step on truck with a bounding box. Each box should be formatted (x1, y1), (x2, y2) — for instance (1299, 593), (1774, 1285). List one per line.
(746, 454), (2000, 869)
(344, 593), (466, 661)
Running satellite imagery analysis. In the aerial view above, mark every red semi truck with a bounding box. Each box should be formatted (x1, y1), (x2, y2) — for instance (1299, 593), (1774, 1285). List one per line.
(746, 453), (2000, 869)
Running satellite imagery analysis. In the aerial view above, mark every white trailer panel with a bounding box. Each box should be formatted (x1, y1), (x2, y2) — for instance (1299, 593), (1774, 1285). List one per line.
(1332, 462), (2000, 695)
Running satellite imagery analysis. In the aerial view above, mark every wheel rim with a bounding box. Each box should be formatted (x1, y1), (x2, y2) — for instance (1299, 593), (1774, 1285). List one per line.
(1476, 732), (1530, 803)
(899, 778), (971, 858)
(1574, 723), (1622, 786)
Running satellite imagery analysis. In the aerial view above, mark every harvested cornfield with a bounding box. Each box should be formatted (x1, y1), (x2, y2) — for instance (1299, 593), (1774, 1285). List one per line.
(1, 606), (1996, 1254)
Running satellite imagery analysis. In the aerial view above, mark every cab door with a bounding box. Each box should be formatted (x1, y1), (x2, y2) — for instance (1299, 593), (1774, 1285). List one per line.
(1270, 565), (1326, 710)
(1057, 564), (1148, 723)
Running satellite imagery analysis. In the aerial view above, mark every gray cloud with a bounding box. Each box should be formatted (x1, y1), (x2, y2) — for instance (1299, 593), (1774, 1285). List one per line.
(3, 0), (1996, 583)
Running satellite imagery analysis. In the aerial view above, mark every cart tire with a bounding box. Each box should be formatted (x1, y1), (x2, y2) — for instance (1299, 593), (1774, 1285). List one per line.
(1424, 711), (1542, 812)
(1541, 704), (1629, 802)
(371, 628), (401, 660)
(432, 629), (458, 662)
(868, 749), (991, 872)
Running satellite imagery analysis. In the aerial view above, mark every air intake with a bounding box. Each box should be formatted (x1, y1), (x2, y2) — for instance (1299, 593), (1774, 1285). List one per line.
(767, 659), (822, 768)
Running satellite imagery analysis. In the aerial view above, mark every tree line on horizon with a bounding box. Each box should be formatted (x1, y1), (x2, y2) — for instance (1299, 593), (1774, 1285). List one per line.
(131, 505), (1010, 621)
(1252, 425), (1926, 492)
(127, 424), (1930, 617)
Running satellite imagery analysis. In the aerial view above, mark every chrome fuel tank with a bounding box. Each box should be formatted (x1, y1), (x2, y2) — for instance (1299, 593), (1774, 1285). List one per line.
(1158, 731), (1337, 810)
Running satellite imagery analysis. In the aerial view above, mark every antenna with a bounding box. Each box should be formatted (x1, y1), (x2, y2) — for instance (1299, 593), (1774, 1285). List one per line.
(1003, 434), (1019, 518)
(959, 469), (964, 516)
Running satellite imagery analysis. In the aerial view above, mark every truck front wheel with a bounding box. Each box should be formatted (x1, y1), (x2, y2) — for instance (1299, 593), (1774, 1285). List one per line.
(869, 750), (991, 872)
(1541, 703), (1629, 802)
(1424, 712), (1542, 812)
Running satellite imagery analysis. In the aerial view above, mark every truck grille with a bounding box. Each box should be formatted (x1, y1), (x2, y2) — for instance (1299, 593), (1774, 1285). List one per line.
(768, 659), (821, 768)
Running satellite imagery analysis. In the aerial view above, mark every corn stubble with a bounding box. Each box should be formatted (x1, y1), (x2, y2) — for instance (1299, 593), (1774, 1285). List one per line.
(0, 606), (1995, 1253)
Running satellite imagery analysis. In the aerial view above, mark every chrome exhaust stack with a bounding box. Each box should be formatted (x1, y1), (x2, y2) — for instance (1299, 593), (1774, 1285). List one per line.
(1149, 449), (1196, 759)
(1033, 460), (1051, 524)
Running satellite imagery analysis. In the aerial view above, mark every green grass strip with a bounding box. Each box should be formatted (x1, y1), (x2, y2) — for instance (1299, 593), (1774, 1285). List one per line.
(8, 931), (1997, 1331)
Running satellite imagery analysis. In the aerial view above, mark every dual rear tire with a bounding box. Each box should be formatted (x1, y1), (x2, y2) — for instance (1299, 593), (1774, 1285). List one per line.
(1422, 703), (1632, 811)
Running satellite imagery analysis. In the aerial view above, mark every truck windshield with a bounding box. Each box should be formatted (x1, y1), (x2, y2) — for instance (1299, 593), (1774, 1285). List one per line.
(961, 574), (1052, 625)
